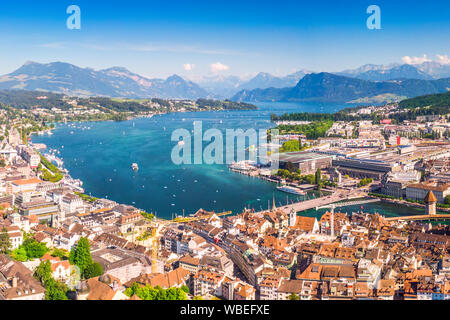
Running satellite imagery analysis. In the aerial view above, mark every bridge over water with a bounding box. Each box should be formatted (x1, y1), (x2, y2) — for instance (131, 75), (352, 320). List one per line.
(316, 198), (381, 211)
(258, 190), (370, 214)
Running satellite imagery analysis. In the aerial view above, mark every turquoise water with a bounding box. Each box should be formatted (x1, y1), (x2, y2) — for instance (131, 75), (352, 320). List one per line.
(32, 101), (392, 219)
(303, 201), (430, 218)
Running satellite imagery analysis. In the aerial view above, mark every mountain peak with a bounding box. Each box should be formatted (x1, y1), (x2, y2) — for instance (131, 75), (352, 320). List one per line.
(166, 74), (185, 82)
(102, 66), (132, 73)
(23, 60), (39, 66)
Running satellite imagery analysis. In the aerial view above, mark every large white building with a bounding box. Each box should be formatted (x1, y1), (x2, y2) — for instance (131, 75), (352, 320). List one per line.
(61, 193), (84, 215)
(9, 178), (43, 194)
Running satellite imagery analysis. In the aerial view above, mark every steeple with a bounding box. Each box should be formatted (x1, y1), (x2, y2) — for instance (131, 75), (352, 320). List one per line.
(424, 191), (437, 204)
(289, 208), (296, 227)
(425, 191), (437, 215)
(272, 193), (276, 211)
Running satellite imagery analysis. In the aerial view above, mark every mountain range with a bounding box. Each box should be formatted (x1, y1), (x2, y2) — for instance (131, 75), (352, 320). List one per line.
(231, 72), (450, 103)
(0, 61), (209, 100)
(336, 62), (450, 81)
(195, 70), (311, 98)
(0, 61), (449, 103)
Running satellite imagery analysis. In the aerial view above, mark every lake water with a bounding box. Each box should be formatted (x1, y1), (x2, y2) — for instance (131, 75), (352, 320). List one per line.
(32, 101), (426, 220)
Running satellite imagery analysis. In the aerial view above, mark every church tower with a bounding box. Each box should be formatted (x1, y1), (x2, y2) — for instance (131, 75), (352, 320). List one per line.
(424, 191), (437, 216)
(289, 208), (297, 227)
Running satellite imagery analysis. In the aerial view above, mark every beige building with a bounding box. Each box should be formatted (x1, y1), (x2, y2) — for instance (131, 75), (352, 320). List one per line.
(406, 181), (450, 203)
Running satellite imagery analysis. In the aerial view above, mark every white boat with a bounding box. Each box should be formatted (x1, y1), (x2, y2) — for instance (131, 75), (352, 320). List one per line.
(132, 163), (139, 171)
(277, 185), (306, 196)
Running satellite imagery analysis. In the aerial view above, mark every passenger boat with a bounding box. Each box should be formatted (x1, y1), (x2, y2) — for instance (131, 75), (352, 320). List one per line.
(277, 185), (306, 196)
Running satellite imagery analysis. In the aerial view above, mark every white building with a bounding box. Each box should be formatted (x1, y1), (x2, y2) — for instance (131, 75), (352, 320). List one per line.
(61, 194), (84, 215)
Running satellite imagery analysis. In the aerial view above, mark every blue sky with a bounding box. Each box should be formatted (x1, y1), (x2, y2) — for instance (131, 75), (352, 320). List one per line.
(0, 0), (449, 79)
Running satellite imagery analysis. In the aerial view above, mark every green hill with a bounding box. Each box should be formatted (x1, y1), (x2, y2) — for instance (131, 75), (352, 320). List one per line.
(399, 90), (450, 109)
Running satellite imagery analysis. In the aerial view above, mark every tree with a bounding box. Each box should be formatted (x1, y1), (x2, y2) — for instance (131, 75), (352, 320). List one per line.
(358, 178), (373, 187)
(34, 260), (53, 285)
(84, 262), (103, 279)
(445, 195), (450, 205)
(315, 169), (322, 185)
(140, 211), (155, 221)
(180, 285), (190, 294)
(22, 238), (48, 259)
(51, 248), (67, 260)
(45, 278), (69, 300)
(0, 227), (11, 254)
(288, 293), (300, 300)
(69, 237), (93, 277)
(11, 247), (28, 262)
(280, 140), (300, 153)
(285, 161), (297, 173)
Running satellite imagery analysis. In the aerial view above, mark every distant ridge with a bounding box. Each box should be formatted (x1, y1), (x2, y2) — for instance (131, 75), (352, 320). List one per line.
(0, 61), (209, 100)
(231, 72), (450, 103)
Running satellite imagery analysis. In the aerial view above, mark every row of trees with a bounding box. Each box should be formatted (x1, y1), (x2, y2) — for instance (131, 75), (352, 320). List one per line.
(140, 211), (155, 220)
(369, 192), (450, 209)
(275, 121), (334, 140)
(124, 282), (189, 300)
(357, 178), (373, 187)
(276, 167), (336, 189)
(74, 192), (98, 203)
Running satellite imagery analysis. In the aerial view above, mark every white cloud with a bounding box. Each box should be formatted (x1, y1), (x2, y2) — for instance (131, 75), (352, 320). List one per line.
(401, 54), (432, 65)
(183, 63), (195, 71)
(436, 54), (450, 65)
(210, 62), (230, 73)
